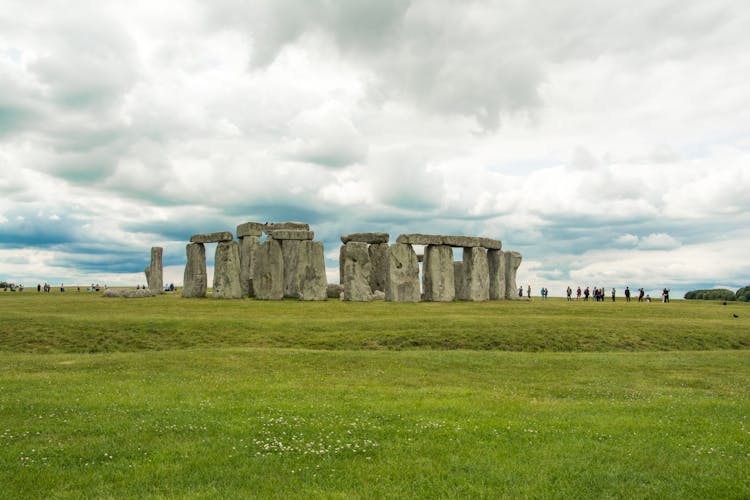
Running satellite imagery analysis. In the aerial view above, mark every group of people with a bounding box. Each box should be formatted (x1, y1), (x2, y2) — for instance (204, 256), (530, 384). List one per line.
(2, 282), (106, 293)
(516, 284), (671, 303)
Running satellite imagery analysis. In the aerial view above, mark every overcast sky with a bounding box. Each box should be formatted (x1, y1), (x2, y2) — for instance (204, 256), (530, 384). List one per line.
(1, 0), (749, 296)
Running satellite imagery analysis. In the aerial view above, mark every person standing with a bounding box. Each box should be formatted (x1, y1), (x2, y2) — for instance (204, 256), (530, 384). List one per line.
(527, 285), (531, 300)
(611, 288), (616, 302)
(566, 286), (572, 301)
(576, 286), (581, 300)
(638, 288), (644, 302)
(37, 283), (41, 293)
(624, 286), (631, 302)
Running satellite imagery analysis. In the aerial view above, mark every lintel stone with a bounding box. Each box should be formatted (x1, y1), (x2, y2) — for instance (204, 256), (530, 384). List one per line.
(268, 229), (314, 240)
(340, 232), (390, 244)
(190, 231), (233, 243)
(264, 222), (310, 233)
(396, 233), (444, 246)
(236, 222), (264, 238)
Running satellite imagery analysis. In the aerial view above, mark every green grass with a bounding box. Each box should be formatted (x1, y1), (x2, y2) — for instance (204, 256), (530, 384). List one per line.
(0, 292), (748, 497)
(1, 291), (748, 353)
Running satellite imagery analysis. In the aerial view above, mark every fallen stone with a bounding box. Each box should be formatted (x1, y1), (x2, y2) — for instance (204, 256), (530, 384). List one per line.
(297, 241), (328, 301)
(268, 229), (314, 241)
(423, 245), (455, 302)
(504, 251), (523, 300)
(144, 246), (163, 293)
(461, 247), (490, 301)
(372, 290), (385, 301)
(368, 243), (389, 293)
(253, 238), (284, 300)
(103, 288), (154, 298)
(264, 222), (310, 233)
(327, 284), (344, 299)
(236, 222), (264, 238)
(182, 243), (207, 298)
(213, 241), (242, 299)
(396, 233), (444, 246)
(239, 235), (260, 297)
(343, 242), (372, 301)
(385, 243), (420, 302)
(487, 249), (506, 300)
(340, 232), (390, 244)
(190, 231), (234, 243)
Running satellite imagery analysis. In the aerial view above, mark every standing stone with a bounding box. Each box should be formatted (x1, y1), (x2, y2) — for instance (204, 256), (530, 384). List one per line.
(343, 242), (372, 301)
(454, 261), (466, 299)
(144, 246), (163, 293)
(385, 243), (420, 302)
(297, 241), (328, 301)
(213, 241), (242, 299)
(281, 239), (302, 297)
(460, 247), (490, 301)
(368, 243), (389, 293)
(182, 243), (207, 298)
(254, 238), (284, 300)
(339, 244), (346, 285)
(423, 245), (455, 302)
(504, 251), (523, 300)
(239, 236), (260, 297)
(488, 249), (506, 300)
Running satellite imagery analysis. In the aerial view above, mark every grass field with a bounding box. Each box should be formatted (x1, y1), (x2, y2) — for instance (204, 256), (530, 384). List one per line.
(1, 292), (748, 497)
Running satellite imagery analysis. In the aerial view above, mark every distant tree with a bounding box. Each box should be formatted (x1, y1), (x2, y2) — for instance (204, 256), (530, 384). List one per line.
(736, 286), (750, 302)
(684, 289), (736, 301)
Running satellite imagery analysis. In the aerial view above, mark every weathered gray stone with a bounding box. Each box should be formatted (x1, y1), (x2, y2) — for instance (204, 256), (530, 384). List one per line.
(504, 251), (523, 300)
(212, 241), (242, 299)
(343, 242), (372, 301)
(478, 237), (503, 251)
(488, 249), (506, 300)
(396, 233), (444, 246)
(190, 231), (233, 243)
(368, 243), (389, 293)
(103, 288), (154, 298)
(297, 241), (328, 301)
(144, 246), (163, 293)
(264, 222), (310, 233)
(442, 235), (480, 248)
(236, 222), (264, 238)
(454, 261), (466, 299)
(327, 284), (344, 299)
(269, 229), (314, 241)
(372, 290), (385, 301)
(239, 236), (260, 297)
(339, 245), (346, 285)
(385, 243), (420, 302)
(182, 243), (207, 298)
(253, 238), (284, 300)
(282, 239), (303, 297)
(340, 232), (390, 244)
(423, 245), (455, 302)
(442, 235), (502, 250)
(461, 247), (490, 301)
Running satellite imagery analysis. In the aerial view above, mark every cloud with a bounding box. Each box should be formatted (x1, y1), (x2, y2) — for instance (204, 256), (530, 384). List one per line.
(638, 233), (680, 250)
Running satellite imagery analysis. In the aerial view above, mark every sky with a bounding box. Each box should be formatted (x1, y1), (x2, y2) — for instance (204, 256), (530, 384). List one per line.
(1, 0), (749, 297)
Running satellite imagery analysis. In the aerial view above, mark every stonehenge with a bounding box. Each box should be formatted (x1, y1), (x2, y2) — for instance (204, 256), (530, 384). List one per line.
(165, 223), (523, 303)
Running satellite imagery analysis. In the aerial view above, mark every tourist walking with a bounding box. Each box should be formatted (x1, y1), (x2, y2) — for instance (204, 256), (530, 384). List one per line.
(576, 286), (581, 300)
